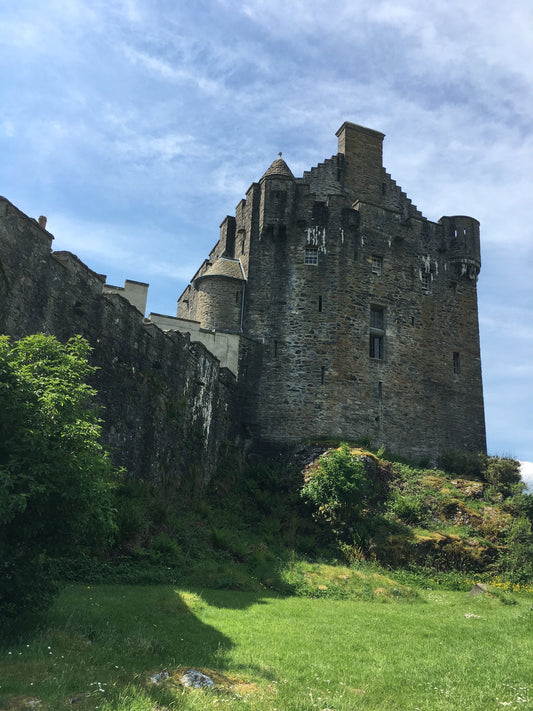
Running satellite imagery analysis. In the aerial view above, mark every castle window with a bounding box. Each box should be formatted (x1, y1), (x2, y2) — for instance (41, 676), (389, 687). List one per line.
(370, 306), (384, 330)
(370, 306), (385, 360)
(305, 247), (318, 265)
(421, 273), (430, 291)
(318, 295), (322, 312)
(372, 255), (383, 275)
(453, 351), (460, 375)
(274, 340), (278, 357)
(370, 335), (383, 360)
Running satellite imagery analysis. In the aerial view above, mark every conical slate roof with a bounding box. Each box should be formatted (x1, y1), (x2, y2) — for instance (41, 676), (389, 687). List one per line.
(261, 153), (294, 180)
(195, 257), (245, 282)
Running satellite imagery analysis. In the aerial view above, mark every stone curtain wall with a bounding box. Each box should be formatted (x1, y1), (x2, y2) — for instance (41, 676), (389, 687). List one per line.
(0, 196), (237, 484)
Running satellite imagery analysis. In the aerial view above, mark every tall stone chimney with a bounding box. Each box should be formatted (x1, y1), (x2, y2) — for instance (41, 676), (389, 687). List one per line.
(336, 122), (385, 205)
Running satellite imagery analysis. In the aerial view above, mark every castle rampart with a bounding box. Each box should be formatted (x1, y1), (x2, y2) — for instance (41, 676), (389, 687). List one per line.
(0, 196), (238, 483)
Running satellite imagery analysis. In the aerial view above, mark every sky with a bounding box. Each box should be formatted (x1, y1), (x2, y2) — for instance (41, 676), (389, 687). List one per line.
(0, 0), (531, 475)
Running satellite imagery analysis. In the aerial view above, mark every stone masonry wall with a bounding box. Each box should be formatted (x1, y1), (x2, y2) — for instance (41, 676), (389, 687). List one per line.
(182, 122), (487, 463)
(0, 196), (238, 484)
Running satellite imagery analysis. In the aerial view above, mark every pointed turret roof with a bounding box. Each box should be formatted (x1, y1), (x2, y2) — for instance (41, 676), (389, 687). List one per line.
(261, 152), (294, 180)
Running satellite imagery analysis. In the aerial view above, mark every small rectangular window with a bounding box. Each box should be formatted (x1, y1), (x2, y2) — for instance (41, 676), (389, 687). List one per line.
(372, 255), (383, 275)
(421, 273), (430, 291)
(453, 351), (460, 374)
(370, 306), (385, 360)
(305, 247), (318, 265)
(318, 295), (322, 312)
(370, 335), (384, 359)
(274, 340), (278, 357)
(370, 307), (384, 329)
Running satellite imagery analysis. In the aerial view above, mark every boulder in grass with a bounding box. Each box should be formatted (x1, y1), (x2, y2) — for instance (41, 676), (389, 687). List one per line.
(181, 669), (215, 688)
(468, 583), (488, 596)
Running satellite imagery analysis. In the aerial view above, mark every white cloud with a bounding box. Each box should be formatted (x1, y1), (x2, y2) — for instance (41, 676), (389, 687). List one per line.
(520, 462), (533, 491)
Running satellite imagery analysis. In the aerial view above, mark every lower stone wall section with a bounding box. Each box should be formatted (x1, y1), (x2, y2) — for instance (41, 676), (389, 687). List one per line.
(0, 197), (237, 484)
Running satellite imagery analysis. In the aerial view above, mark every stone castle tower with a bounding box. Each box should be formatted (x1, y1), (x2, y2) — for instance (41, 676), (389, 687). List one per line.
(175, 122), (486, 461)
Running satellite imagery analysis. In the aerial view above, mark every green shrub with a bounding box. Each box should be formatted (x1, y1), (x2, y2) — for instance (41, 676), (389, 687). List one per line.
(501, 517), (533, 581)
(482, 456), (522, 495)
(301, 443), (370, 542)
(0, 334), (118, 616)
(389, 490), (425, 524)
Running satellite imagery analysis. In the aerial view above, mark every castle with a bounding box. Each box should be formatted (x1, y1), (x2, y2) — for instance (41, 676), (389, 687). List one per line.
(0, 121), (486, 480)
(160, 121), (486, 460)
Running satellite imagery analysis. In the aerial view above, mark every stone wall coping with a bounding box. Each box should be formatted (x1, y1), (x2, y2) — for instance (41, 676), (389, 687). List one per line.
(335, 121), (385, 140)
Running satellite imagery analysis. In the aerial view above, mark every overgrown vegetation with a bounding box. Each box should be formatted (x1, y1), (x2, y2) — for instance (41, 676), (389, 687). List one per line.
(0, 335), (118, 617)
(1, 334), (533, 709)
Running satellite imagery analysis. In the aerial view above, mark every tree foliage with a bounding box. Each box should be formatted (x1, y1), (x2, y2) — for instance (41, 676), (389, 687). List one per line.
(0, 334), (118, 616)
(301, 444), (371, 542)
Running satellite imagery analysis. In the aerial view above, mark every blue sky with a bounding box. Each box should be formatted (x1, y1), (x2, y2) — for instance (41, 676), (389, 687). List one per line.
(1, 0), (531, 472)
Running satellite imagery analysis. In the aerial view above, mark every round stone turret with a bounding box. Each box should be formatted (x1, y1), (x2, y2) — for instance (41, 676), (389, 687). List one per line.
(259, 154), (296, 238)
(439, 215), (481, 281)
(193, 257), (245, 331)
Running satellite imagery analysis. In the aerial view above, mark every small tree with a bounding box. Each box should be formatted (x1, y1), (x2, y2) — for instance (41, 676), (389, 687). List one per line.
(0, 334), (118, 616)
(301, 444), (370, 542)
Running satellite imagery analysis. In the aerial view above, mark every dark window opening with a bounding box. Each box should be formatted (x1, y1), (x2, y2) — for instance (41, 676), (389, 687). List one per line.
(278, 225), (287, 239)
(421, 273), (430, 291)
(370, 306), (385, 360)
(411, 316), (415, 326)
(370, 306), (384, 329)
(370, 335), (384, 360)
(305, 247), (318, 265)
(318, 295), (322, 312)
(274, 340), (278, 357)
(273, 190), (287, 211)
(372, 255), (383, 275)
(453, 351), (460, 375)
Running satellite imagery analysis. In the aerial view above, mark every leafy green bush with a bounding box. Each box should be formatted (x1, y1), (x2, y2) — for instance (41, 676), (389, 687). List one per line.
(389, 490), (425, 524)
(0, 334), (118, 616)
(501, 517), (533, 581)
(482, 456), (522, 496)
(301, 443), (370, 542)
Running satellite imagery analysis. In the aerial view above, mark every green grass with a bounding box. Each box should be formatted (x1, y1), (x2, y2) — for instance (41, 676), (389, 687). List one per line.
(1, 577), (532, 710)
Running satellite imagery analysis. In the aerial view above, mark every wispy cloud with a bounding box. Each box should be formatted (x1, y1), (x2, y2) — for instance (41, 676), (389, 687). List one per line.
(1, 0), (531, 459)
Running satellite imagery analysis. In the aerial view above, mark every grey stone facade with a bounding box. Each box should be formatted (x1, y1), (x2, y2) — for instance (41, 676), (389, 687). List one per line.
(0, 196), (237, 483)
(179, 122), (486, 461)
(0, 121), (487, 476)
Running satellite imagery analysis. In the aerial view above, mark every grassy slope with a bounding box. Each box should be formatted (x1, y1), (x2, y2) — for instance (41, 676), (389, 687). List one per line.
(1, 581), (532, 710)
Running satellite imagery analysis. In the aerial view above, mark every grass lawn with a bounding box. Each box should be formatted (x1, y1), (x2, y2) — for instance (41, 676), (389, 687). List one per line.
(1, 580), (532, 710)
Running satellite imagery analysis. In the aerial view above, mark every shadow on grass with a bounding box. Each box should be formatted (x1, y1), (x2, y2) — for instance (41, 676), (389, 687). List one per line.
(0, 583), (280, 710)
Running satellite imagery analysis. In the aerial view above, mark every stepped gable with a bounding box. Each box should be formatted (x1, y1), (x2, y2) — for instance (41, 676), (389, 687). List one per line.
(381, 169), (423, 219)
(301, 154), (345, 201)
(261, 153), (294, 180)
